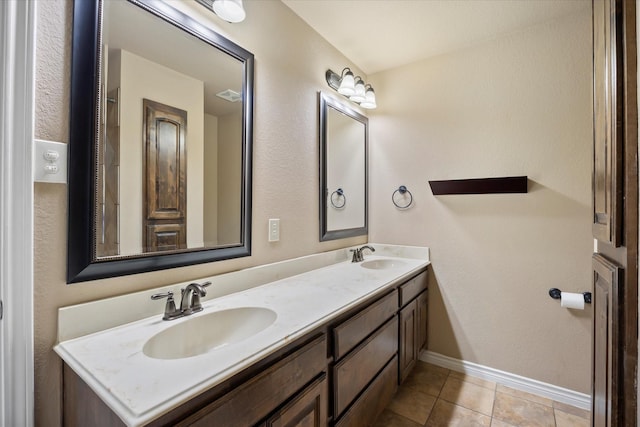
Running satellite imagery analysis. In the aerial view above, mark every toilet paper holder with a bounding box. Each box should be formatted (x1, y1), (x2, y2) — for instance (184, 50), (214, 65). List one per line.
(548, 288), (592, 304)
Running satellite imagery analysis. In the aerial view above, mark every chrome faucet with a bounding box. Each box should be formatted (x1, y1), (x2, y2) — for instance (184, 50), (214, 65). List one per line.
(151, 281), (211, 320)
(350, 245), (376, 262)
(180, 281), (211, 315)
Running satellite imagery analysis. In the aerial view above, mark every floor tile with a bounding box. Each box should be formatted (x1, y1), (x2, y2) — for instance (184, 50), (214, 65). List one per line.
(439, 376), (495, 416)
(373, 409), (422, 427)
(387, 386), (437, 424)
(492, 392), (555, 427)
(496, 384), (553, 407)
(555, 409), (590, 427)
(449, 370), (497, 390)
(491, 419), (516, 427)
(425, 399), (491, 427)
(552, 401), (590, 420)
(403, 361), (450, 397)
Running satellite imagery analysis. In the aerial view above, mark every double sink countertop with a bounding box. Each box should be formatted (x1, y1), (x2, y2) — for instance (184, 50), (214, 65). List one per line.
(54, 244), (430, 427)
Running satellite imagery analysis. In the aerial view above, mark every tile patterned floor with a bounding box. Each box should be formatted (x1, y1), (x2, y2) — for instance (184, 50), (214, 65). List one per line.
(374, 361), (590, 427)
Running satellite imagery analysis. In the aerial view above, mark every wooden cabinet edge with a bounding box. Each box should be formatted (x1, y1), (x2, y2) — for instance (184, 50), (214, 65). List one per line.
(63, 364), (126, 427)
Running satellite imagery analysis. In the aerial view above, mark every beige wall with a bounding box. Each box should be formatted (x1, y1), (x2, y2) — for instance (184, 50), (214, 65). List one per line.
(368, 8), (593, 393)
(117, 49), (205, 253)
(217, 111), (243, 245)
(33, 0), (366, 424)
(203, 113), (219, 245)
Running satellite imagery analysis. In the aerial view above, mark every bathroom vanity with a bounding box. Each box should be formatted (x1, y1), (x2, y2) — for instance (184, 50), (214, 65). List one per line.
(56, 245), (429, 426)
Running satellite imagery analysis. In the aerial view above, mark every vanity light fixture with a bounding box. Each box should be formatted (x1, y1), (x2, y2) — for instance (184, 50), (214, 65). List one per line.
(326, 68), (377, 109)
(350, 77), (366, 103)
(336, 68), (355, 95)
(196, 0), (246, 23)
(360, 85), (377, 109)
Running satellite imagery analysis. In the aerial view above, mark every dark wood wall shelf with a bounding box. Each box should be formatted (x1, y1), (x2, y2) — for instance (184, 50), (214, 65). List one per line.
(429, 176), (528, 195)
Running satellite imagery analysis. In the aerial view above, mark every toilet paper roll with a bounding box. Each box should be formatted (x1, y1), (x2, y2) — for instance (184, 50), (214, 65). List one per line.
(560, 292), (585, 310)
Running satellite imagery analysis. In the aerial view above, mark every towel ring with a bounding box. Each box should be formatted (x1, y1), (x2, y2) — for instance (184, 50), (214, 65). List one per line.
(392, 185), (413, 209)
(330, 188), (346, 209)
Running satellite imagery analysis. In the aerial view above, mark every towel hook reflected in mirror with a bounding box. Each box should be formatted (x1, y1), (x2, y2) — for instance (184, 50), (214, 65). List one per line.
(330, 188), (346, 209)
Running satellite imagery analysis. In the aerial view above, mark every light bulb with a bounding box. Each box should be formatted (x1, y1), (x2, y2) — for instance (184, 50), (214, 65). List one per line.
(212, 0), (246, 23)
(360, 86), (377, 109)
(350, 77), (366, 103)
(337, 69), (355, 96)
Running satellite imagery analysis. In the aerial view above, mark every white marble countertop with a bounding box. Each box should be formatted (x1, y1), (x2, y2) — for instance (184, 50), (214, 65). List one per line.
(54, 244), (429, 426)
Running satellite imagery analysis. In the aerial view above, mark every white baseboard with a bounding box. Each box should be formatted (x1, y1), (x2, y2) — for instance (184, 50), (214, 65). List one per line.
(420, 351), (591, 411)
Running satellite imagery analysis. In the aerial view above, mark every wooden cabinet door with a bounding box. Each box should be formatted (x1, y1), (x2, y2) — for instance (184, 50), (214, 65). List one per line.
(592, 254), (623, 427)
(416, 291), (428, 352)
(266, 375), (327, 427)
(399, 300), (417, 383)
(591, 0), (638, 424)
(592, 0), (623, 246)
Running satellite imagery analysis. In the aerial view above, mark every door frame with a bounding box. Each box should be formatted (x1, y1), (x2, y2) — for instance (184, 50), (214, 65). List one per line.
(0, 0), (36, 425)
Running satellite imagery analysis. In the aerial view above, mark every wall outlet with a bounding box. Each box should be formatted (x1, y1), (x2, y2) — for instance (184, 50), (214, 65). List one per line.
(268, 218), (280, 242)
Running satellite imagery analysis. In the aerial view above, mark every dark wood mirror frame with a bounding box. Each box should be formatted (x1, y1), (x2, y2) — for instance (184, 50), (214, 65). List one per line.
(68, 0), (254, 283)
(319, 92), (368, 241)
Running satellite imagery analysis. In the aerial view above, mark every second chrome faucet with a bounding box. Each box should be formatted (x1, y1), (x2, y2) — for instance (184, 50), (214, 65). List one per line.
(350, 245), (375, 262)
(151, 281), (211, 320)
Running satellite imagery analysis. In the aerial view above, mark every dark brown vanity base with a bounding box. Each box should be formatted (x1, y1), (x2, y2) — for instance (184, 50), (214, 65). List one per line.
(62, 267), (429, 427)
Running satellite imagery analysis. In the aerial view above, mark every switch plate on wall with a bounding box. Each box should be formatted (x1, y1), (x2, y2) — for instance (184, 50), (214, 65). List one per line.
(34, 139), (67, 184)
(268, 218), (280, 242)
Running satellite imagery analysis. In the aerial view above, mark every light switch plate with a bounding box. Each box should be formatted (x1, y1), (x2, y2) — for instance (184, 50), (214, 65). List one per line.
(268, 218), (280, 242)
(34, 139), (67, 184)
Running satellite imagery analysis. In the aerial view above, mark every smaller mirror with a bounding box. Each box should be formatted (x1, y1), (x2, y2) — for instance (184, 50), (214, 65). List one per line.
(319, 92), (368, 241)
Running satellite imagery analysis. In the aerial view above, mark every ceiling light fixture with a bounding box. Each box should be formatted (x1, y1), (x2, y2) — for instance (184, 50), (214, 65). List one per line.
(196, 0), (246, 23)
(325, 68), (377, 109)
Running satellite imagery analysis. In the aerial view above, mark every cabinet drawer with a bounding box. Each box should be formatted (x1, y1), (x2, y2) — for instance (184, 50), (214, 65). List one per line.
(335, 356), (398, 427)
(266, 374), (327, 427)
(333, 289), (398, 360)
(333, 317), (398, 418)
(177, 335), (327, 427)
(399, 270), (428, 307)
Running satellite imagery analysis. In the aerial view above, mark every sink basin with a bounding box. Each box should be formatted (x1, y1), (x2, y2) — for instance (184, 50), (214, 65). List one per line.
(143, 307), (277, 360)
(360, 259), (407, 270)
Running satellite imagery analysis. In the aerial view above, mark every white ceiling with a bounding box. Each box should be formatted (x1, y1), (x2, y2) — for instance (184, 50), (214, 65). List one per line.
(105, 0), (243, 116)
(281, 0), (590, 75)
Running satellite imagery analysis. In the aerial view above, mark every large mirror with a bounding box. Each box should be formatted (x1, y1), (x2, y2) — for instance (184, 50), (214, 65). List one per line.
(68, 0), (254, 283)
(319, 92), (368, 241)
